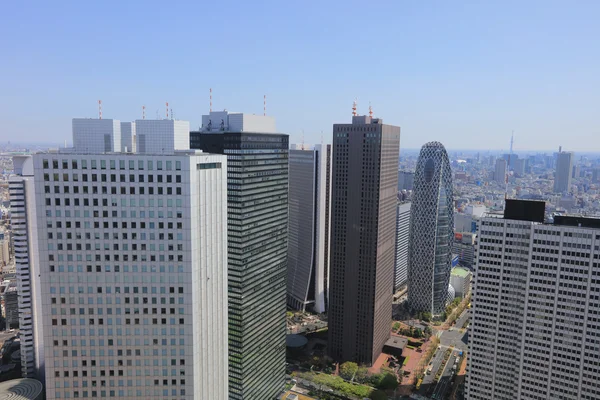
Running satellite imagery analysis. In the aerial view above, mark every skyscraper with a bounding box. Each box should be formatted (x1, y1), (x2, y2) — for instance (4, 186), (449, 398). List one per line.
(494, 158), (507, 184)
(190, 110), (288, 400)
(394, 201), (411, 292)
(554, 151), (574, 193)
(9, 118), (229, 399)
(466, 200), (600, 400)
(408, 142), (454, 315)
(287, 144), (332, 313)
(328, 115), (400, 365)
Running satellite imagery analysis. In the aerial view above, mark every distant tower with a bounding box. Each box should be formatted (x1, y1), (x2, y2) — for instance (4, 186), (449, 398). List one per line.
(352, 99), (357, 116)
(98, 100), (102, 120)
(554, 151), (574, 193)
(408, 142), (454, 315)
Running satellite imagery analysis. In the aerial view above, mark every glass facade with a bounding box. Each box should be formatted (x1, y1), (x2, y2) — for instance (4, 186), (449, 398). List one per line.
(408, 142), (454, 315)
(191, 132), (289, 400)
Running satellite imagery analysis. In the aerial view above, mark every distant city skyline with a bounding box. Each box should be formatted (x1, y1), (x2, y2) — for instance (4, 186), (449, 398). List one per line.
(2, 2), (600, 150)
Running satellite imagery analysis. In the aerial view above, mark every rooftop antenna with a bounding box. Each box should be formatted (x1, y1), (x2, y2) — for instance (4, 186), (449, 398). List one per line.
(142, 105), (146, 120)
(166, 102), (169, 119)
(352, 98), (357, 116)
(98, 100), (102, 120)
(301, 130), (305, 150)
(368, 102), (373, 118)
(170, 109), (173, 120)
(210, 88), (212, 112)
(264, 94), (266, 116)
(510, 130), (514, 155)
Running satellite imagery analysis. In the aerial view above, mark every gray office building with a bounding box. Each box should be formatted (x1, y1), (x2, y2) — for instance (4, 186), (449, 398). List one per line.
(554, 151), (573, 193)
(190, 111), (288, 400)
(287, 144), (332, 313)
(328, 115), (400, 365)
(394, 202), (411, 292)
(398, 170), (415, 191)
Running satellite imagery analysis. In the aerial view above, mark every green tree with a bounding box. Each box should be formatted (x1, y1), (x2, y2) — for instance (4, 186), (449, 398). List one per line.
(422, 312), (432, 322)
(414, 328), (423, 338)
(370, 373), (384, 387)
(424, 325), (432, 337)
(370, 390), (388, 400)
(377, 372), (399, 390)
(392, 322), (400, 332)
(339, 361), (359, 381)
(355, 366), (369, 383)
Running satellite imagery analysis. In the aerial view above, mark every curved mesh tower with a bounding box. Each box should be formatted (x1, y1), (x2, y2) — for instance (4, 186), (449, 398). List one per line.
(408, 141), (454, 315)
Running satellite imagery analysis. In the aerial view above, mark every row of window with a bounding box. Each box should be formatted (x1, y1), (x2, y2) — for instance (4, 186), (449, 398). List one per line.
(43, 159), (182, 171)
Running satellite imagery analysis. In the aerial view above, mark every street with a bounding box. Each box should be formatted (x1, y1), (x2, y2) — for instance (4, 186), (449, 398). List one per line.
(431, 351), (460, 399)
(440, 309), (469, 353)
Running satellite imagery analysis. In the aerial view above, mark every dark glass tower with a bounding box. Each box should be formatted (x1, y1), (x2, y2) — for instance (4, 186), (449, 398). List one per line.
(190, 111), (288, 400)
(328, 115), (400, 365)
(408, 141), (454, 315)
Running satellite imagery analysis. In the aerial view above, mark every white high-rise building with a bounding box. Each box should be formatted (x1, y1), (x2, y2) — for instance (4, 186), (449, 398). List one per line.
(287, 144), (332, 313)
(394, 202), (411, 292)
(466, 199), (600, 400)
(10, 118), (229, 400)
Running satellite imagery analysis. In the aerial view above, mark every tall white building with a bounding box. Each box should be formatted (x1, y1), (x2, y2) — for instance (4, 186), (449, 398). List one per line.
(287, 144), (332, 313)
(554, 151), (574, 193)
(10, 118), (229, 400)
(466, 199), (600, 400)
(394, 202), (411, 292)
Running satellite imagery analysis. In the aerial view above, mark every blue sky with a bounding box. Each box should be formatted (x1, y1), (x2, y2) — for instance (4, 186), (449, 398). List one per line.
(1, 0), (599, 151)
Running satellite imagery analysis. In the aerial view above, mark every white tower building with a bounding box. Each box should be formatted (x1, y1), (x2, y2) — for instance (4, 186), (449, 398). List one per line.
(287, 144), (332, 313)
(466, 199), (600, 400)
(10, 118), (229, 400)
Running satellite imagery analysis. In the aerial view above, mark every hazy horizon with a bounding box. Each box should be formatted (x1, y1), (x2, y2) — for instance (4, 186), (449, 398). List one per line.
(1, 1), (600, 152)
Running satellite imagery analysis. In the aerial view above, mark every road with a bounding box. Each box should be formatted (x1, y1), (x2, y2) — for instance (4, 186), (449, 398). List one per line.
(431, 350), (460, 399)
(421, 343), (445, 386)
(440, 310), (469, 353)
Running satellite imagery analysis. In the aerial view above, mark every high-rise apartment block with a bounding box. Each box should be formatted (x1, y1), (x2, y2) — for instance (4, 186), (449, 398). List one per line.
(328, 115), (400, 365)
(10, 118), (229, 399)
(466, 199), (600, 400)
(554, 151), (574, 193)
(394, 202), (411, 292)
(190, 111), (288, 400)
(408, 142), (454, 315)
(287, 144), (332, 313)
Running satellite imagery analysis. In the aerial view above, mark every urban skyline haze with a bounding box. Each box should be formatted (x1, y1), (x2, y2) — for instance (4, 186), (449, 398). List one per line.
(2, 1), (600, 150)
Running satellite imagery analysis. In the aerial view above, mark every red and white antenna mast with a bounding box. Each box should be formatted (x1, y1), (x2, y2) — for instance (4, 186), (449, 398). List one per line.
(210, 88), (212, 112)
(369, 102), (373, 118)
(264, 95), (266, 116)
(352, 98), (357, 116)
(142, 105), (146, 120)
(166, 102), (169, 119)
(98, 100), (102, 119)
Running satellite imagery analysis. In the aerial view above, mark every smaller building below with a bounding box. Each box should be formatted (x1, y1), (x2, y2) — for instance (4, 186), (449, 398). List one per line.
(0, 378), (43, 400)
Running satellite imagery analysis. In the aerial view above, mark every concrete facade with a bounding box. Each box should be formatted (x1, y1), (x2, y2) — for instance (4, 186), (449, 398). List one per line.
(10, 119), (229, 400)
(467, 205), (600, 400)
